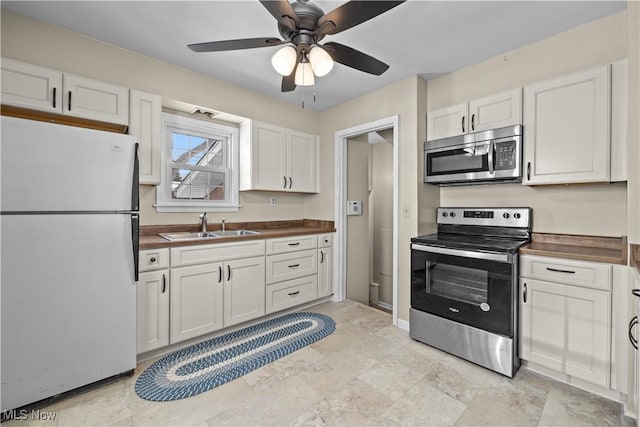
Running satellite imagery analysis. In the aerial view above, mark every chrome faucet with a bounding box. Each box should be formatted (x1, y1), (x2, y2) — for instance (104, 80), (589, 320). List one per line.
(221, 218), (226, 233)
(199, 212), (207, 233)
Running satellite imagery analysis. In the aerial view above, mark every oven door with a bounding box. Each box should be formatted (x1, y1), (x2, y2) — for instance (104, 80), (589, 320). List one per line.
(411, 243), (516, 337)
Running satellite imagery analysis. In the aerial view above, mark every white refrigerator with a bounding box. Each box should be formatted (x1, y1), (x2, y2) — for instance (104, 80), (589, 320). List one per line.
(1, 116), (139, 412)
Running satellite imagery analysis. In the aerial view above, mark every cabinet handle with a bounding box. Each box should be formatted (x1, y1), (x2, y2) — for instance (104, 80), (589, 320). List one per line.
(527, 162), (531, 181)
(227, 265), (231, 281)
(523, 283), (527, 303)
(149, 257), (156, 263)
(283, 176), (287, 189)
(288, 264), (300, 268)
(461, 116), (465, 133)
(288, 176), (293, 189)
(471, 113), (475, 131)
(632, 290), (640, 298)
(68, 91), (72, 111)
(629, 316), (638, 350)
(288, 291), (300, 296)
(288, 242), (300, 246)
(219, 266), (222, 283)
(546, 267), (575, 274)
(161, 274), (166, 293)
(52, 87), (57, 109)
(320, 251), (324, 263)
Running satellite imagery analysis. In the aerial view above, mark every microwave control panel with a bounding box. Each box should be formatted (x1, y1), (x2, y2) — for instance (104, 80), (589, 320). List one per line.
(494, 140), (517, 170)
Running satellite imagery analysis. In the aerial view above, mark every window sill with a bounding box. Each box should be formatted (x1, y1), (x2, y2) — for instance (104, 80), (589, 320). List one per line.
(154, 203), (240, 213)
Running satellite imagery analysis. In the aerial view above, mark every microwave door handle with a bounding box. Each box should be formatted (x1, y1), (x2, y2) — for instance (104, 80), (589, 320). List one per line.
(488, 140), (495, 174)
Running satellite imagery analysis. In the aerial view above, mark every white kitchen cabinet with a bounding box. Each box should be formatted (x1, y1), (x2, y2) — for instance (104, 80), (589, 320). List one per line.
(130, 90), (162, 185)
(266, 234), (318, 255)
(137, 248), (170, 354)
(0, 57), (129, 125)
(137, 269), (170, 354)
(1, 57), (62, 113)
(317, 233), (333, 298)
(239, 120), (319, 193)
(426, 88), (522, 141)
(223, 256), (266, 327)
(170, 262), (224, 344)
(523, 66), (610, 185)
(266, 249), (317, 285)
(520, 254), (613, 388)
(266, 275), (318, 314)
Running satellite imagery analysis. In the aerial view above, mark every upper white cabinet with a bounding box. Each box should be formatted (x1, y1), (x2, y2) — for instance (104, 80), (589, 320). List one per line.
(1, 58), (129, 126)
(1, 57), (61, 113)
(129, 90), (162, 185)
(240, 120), (319, 193)
(426, 88), (522, 141)
(523, 66), (610, 185)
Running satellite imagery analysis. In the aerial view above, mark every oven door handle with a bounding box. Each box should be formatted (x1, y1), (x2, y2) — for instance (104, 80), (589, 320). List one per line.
(411, 243), (511, 263)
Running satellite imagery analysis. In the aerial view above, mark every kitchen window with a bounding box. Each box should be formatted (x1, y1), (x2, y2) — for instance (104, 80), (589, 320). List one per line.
(155, 112), (239, 212)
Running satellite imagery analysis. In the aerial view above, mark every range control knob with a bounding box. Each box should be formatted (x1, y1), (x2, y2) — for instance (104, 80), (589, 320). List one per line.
(449, 212), (456, 218)
(442, 212), (448, 217)
(503, 213), (510, 219)
(514, 213), (522, 219)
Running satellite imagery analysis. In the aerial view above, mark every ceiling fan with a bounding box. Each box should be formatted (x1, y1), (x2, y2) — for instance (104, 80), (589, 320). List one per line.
(188, 0), (405, 92)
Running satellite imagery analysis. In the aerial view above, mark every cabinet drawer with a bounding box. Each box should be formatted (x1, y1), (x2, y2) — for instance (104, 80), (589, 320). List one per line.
(139, 248), (169, 272)
(266, 249), (317, 284)
(266, 276), (318, 314)
(520, 255), (611, 291)
(318, 233), (333, 248)
(171, 240), (265, 267)
(266, 235), (317, 255)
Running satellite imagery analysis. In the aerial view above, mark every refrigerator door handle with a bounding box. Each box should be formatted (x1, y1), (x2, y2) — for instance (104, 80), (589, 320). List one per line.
(131, 214), (139, 282)
(132, 143), (139, 212)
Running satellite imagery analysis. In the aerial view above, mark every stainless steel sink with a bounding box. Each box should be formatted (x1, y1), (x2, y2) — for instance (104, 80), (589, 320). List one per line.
(210, 230), (260, 237)
(158, 232), (219, 241)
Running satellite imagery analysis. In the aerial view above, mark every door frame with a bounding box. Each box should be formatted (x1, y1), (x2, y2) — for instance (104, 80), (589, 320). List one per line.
(333, 115), (399, 326)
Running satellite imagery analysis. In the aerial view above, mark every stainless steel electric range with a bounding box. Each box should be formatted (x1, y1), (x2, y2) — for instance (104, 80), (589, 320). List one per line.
(410, 207), (531, 377)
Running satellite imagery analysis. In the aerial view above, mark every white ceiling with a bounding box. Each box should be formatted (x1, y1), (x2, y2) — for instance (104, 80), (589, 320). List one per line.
(1, 1), (627, 111)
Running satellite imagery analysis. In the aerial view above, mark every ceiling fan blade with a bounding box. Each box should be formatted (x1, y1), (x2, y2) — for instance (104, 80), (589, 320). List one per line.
(281, 56), (300, 92)
(323, 42), (389, 75)
(188, 37), (284, 52)
(316, 1), (405, 36)
(260, 0), (299, 32)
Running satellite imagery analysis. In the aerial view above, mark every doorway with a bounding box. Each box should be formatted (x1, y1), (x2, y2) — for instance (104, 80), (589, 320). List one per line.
(345, 130), (394, 313)
(333, 116), (399, 326)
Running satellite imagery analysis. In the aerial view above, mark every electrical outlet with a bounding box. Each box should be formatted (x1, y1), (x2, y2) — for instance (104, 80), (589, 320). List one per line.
(270, 195), (277, 207)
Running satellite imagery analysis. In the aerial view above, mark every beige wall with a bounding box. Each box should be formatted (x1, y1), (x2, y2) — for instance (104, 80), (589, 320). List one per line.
(428, 11), (629, 237)
(627, 1), (640, 245)
(346, 135), (370, 305)
(0, 10), (318, 226)
(417, 76), (440, 236)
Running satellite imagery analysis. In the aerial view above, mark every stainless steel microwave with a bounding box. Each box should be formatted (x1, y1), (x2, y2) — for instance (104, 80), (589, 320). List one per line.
(424, 125), (522, 185)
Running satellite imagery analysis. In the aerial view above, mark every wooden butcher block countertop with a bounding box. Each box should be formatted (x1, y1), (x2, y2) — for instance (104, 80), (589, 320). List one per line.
(140, 219), (335, 250)
(519, 233), (627, 265)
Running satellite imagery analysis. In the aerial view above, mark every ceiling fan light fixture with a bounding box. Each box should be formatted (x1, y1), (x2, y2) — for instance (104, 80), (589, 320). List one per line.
(295, 57), (315, 86)
(271, 45), (297, 76)
(308, 45), (334, 77)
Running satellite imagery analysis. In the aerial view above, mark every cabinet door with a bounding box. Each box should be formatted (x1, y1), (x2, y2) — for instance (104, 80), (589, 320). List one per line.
(63, 74), (129, 125)
(468, 88), (522, 132)
(224, 256), (266, 327)
(251, 122), (288, 191)
(1, 57), (62, 113)
(520, 278), (610, 387)
(317, 247), (332, 298)
(137, 270), (169, 354)
(426, 102), (468, 141)
(130, 90), (162, 185)
(287, 130), (318, 193)
(523, 66), (610, 185)
(170, 263), (223, 344)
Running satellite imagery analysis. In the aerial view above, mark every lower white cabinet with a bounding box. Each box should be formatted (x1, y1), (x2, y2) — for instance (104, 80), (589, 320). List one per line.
(520, 278), (611, 387)
(223, 256), (266, 327)
(170, 263), (224, 344)
(137, 269), (170, 354)
(266, 276), (318, 314)
(318, 233), (333, 298)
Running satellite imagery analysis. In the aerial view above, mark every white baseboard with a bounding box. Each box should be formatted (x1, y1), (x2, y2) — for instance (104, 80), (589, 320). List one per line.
(397, 318), (409, 331)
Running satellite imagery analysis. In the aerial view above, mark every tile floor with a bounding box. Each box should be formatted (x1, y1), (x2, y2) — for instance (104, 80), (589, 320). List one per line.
(5, 300), (636, 426)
